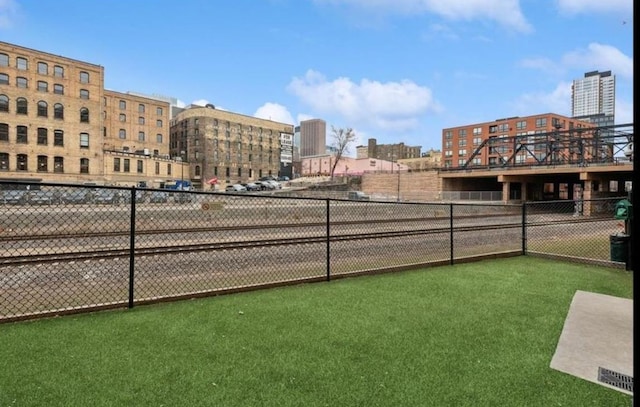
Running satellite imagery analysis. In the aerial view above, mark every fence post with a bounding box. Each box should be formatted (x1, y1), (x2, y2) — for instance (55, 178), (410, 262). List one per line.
(450, 203), (454, 265)
(128, 187), (136, 309)
(522, 202), (527, 255)
(326, 199), (331, 281)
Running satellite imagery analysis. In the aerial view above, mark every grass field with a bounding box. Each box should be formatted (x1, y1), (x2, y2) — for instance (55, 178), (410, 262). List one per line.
(0, 256), (632, 406)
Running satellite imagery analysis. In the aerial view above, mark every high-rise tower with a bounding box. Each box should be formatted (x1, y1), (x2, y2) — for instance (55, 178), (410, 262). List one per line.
(299, 119), (326, 157)
(571, 70), (615, 127)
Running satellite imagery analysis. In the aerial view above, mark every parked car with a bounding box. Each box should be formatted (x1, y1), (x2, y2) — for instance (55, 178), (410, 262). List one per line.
(243, 182), (261, 192)
(61, 189), (94, 204)
(348, 191), (370, 201)
(259, 176), (277, 182)
(122, 190), (146, 204)
(254, 181), (273, 191)
(172, 191), (193, 203)
(28, 190), (60, 205)
(225, 184), (247, 193)
(264, 180), (281, 190)
(148, 191), (169, 203)
(93, 190), (121, 204)
(277, 176), (290, 182)
(1, 190), (29, 205)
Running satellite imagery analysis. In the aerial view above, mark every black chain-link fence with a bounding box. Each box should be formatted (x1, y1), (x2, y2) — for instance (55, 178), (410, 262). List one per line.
(0, 181), (631, 323)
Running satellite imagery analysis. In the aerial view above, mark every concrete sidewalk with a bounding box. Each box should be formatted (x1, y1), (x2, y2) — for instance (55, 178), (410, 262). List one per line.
(550, 290), (633, 395)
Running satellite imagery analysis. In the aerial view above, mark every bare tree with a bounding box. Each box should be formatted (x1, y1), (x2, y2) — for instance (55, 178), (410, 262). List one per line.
(329, 126), (356, 180)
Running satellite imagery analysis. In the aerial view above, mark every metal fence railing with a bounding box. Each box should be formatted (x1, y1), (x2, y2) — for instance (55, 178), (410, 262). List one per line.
(0, 181), (631, 323)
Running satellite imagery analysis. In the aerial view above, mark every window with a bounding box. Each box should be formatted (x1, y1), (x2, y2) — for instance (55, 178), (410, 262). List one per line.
(53, 84), (64, 95)
(473, 137), (482, 146)
(80, 89), (89, 99)
(155, 162), (160, 175)
(37, 155), (47, 172)
(535, 118), (547, 128)
(0, 95), (8, 112)
(37, 62), (48, 75)
(37, 81), (48, 92)
(0, 73), (8, 85)
(156, 134), (163, 143)
(458, 129), (467, 137)
(16, 77), (27, 88)
(53, 103), (64, 119)
(137, 160), (143, 173)
(119, 100), (126, 109)
(0, 152), (8, 170)
(498, 123), (509, 132)
(119, 129), (126, 139)
(0, 123), (7, 141)
(138, 116), (145, 125)
(156, 107), (163, 116)
(16, 57), (27, 70)
(114, 158), (121, 172)
(119, 114), (126, 122)
(516, 120), (527, 130)
(167, 163), (171, 176)
(79, 133), (89, 148)
(156, 119), (162, 127)
(138, 104), (145, 113)
(17, 154), (27, 171)
(458, 139), (467, 147)
(0, 53), (8, 66)
(473, 127), (482, 135)
(37, 101), (48, 117)
(37, 128), (47, 145)
(80, 108), (89, 123)
(138, 131), (145, 141)
(79, 71), (89, 83)
(16, 98), (27, 114)
(123, 159), (130, 172)
(54, 130), (64, 146)
(80, 158), (89, 173)
(54, 157), (64, 173)
(53, 65), (64, 77)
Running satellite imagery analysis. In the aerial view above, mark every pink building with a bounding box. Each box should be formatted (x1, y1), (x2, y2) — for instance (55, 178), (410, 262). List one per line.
(301, 155), (408, 176)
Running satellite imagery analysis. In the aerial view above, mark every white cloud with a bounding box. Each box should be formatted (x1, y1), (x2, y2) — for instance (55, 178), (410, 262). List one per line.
(562, 43), (633, 80)
(190, 99), (210, 107)
(0, 0), (19, 29)
(287, 69), (440, 132)
(315, 0), (532, 32)
(556, 0), (632, 14)
(614, 98), (633, 125)
(297, 113), (315, 124)
(254, 102), (295, 125)
(513, 82), (572, 116)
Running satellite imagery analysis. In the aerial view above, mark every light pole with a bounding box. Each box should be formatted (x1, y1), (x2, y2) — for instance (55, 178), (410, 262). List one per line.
(397, 163), (400, 202)
(180, 150), (185, 190)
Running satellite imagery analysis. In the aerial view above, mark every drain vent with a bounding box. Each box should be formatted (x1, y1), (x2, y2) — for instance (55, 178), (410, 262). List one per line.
(598, 367), (634, 393)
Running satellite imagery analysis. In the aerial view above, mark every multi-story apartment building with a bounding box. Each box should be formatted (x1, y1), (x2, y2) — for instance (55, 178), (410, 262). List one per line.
(366, 138), (421, 161)
(441, 113), (595, 168)
(1, 41), (105, 182)
(169, 104), (294, 189)
(572, 70), (615, 127)
(300, 119), (326, 157)
(0, 41), (179, 187)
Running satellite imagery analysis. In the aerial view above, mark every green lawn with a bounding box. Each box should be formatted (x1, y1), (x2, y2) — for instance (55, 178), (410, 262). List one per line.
(0, 257), (632, 406)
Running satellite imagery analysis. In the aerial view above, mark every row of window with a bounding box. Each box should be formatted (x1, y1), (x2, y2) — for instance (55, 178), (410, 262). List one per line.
(0, 153), (89, 173)
(0, 74), (89, 98)
(115, 129), (163, 143)
(116, 114), (163, 127)
(174, 118), (277, 135)
(0, 53), (90, 83)
(0, 124), (88, 147)
(115, 100), (163, 116)
(0, 96), (88, 121)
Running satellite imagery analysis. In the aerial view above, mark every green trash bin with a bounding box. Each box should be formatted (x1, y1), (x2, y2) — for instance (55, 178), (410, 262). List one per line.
(610, 234), (630, 263)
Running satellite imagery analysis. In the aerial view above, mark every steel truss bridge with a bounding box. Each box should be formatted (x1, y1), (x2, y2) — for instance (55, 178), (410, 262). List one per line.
(451, 123), (633, 170)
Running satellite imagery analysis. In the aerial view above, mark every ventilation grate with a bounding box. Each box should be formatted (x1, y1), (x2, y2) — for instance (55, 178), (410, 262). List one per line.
(598, 367), (634, 393)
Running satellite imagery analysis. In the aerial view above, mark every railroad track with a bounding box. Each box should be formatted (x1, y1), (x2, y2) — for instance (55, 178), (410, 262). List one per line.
(0, 222), (524, 266)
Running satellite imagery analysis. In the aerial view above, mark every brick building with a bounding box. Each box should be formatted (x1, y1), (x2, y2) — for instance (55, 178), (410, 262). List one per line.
(441, 113), (595, 169)
(170, 104), (294, 189)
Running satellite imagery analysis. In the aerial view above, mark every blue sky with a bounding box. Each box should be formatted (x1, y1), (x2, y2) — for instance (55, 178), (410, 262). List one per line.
(0, 0), (633, 153)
